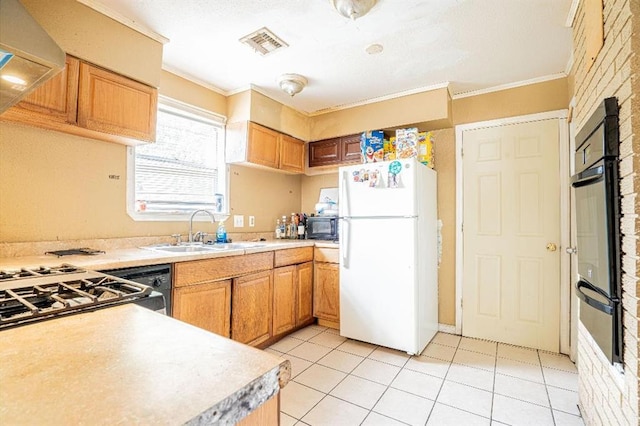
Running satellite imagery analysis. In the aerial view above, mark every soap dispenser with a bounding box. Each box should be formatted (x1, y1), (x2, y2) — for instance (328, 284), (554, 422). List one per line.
(215, 220), (227, 243)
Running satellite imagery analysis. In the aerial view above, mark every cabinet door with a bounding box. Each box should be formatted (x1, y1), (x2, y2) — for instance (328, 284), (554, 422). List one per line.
(308, 138), (340, 167)
(279, 134), (305, 173)
(77, 62), (157, 142)
(247, 122), (280, 169)
(273, 266), (296, 336)
(12, 55), (79, 124)
(232, 270), (273, 346)
(296, 262), (314, 325)
(313, 262), (340, 322)
(341, 134), (362, 163)
(173, 280), (231, 337)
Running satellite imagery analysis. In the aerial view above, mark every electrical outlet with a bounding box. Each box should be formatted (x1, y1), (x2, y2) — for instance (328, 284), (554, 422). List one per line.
(233, 215), (244, 227)
(249, 216), (255, 227)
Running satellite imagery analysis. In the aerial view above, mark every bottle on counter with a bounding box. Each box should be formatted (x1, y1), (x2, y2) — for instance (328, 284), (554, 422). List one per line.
(297, 214), (306, 239)
(275, 219), (282, 239)
(290, 213), (297, 240)
(281, 215), (288, 239)
(215, 220), (227, 243)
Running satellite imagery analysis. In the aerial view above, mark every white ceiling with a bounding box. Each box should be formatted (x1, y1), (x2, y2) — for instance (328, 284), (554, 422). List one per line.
(83, 0), (574, 115)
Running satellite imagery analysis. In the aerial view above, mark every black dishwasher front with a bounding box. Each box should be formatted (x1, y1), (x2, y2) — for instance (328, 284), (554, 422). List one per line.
(100, 264), (172, 316)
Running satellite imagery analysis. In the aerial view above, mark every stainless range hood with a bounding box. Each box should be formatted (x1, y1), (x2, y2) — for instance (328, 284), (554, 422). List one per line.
(0, 0), (65, 113)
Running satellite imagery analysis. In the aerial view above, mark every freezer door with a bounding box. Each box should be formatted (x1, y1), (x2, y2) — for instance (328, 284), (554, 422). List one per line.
(340, 159), (417, 218)
(339, 216), (418, 353)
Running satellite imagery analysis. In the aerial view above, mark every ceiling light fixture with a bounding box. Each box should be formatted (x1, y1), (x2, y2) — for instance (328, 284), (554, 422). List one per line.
(278, 73), (307, 97)
(330, 0), (378, 20)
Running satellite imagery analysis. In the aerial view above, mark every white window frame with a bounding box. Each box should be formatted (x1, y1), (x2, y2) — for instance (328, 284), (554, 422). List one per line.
(126, 95), (228, 222)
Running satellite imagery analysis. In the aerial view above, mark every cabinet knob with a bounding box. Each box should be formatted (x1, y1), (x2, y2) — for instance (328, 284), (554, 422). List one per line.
(546, 243), (557, 252)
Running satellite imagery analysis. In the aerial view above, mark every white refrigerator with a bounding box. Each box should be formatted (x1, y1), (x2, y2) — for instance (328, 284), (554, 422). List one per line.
(339, 158), (438, 355)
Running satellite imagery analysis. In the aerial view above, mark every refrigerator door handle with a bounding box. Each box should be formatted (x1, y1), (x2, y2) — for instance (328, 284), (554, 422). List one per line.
(341, 171), (350, 218)
(342, 218), (350, 268)
(575, 279), (616, 315)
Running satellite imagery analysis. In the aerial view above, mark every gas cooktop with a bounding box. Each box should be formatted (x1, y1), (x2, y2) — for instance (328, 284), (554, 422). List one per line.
(0, 264), (154, 329)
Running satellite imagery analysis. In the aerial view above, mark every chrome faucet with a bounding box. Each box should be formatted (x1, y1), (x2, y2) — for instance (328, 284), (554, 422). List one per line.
(189, 209), (216, 243)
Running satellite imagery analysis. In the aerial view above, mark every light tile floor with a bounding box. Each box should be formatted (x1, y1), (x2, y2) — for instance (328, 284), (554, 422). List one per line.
(265, 325), (584, 426)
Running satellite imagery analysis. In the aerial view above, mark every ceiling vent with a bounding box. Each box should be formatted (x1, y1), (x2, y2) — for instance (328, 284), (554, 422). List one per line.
(239, 27), (288, 56)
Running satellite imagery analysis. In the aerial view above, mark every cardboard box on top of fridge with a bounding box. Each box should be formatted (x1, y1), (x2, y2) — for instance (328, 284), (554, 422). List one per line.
(395, 127), (419, 159)
(383, 137), (397, 161)
(418, 131), (435, 169)
(360, 130), (384, 163)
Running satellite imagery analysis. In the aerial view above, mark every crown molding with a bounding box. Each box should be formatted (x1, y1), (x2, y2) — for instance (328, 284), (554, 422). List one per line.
(76, 0), (169, 44)
(565, 0), (580, 27)
(451, 73), (567, 100)
(308, 82), (451, 116)
(161, 65), (227, 95)
(564, 52), (575, 76)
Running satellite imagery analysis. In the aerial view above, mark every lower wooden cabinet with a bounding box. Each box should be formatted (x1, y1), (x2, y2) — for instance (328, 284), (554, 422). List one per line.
(313, 262), (340, 325)
(173, 280), (231, 337)
(272, 261), (314, 336)
(273, 266), (297, 336)
(232, 270), (274, 346)
(296, 262), (314, 325)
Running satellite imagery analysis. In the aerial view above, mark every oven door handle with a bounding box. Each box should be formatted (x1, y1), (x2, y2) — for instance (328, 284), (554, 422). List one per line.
(575, 279), (615, 315)
(571, 174), (603, 188)
(571, 165), (604, 188)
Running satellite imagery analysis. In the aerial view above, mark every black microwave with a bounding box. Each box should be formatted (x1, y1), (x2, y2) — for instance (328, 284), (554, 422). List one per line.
(306, 216), (339, 241)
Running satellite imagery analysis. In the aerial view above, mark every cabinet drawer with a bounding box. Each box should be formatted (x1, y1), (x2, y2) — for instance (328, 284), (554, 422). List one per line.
(174, 252), (274, 287)
(314, 247), (339, 264)
(274, 247), (314, 267)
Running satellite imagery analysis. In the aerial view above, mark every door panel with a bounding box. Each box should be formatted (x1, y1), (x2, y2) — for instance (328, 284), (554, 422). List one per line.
(462, 119), (560, 352)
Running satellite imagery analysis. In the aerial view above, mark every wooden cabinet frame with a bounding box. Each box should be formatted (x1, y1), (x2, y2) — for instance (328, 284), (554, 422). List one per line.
(227, 121), (305, 173)
(0, 54), (158, 145)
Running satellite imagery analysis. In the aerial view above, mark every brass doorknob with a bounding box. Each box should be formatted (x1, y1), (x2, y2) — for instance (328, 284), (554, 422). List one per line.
(546, 243), (557, 252)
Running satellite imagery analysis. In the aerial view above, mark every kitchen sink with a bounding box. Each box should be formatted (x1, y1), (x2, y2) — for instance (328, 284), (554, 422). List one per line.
(142, 244), (222, 253)
(208, 242), (267, 250)
(141, 242), (267, 253)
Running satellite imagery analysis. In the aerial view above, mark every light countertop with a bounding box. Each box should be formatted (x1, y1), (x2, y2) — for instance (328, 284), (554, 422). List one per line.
(0, 239), (339, 271)
(0, 304), (290, 425)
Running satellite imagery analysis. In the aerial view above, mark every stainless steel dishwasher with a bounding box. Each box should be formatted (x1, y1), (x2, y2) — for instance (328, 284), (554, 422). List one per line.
(100, 264), (172, 316)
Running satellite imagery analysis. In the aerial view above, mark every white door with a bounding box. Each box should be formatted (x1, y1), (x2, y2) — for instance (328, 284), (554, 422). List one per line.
(462, 119), (561, 352)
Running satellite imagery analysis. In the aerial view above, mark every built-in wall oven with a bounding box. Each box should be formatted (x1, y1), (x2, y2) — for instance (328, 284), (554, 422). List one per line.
(571, 97), (622, 365)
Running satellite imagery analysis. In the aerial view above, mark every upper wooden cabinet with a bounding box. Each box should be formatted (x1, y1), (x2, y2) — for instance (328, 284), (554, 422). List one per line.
(227, 121), (305, 174)
(279, 134), (305, 173)
(77, 62), (157, 142)
(0, 55), (157, 145)
(10, 55), (79, 124)
(309, 133), (362, 167)
(247, 122), (280, 169)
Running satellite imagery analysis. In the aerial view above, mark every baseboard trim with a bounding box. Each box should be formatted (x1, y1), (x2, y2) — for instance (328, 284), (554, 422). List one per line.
(438, 323), (458, 334)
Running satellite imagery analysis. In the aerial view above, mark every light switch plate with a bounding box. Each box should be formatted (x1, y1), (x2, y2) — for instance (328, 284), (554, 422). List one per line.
(233, 215), (244, 227)
(249, 216), (255, 227)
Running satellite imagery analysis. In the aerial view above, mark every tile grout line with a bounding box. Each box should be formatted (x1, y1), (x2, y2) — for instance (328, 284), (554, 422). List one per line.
(422, 335), (462, 425)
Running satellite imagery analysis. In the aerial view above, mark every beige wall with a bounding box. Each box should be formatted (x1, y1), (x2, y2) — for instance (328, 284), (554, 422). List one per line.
(250, 91), (311, 141)
(452, 77), (570, 125)
(301, 174), (339, 214)
(227, 164), (302, 234)
(310, 88), (452, 140)
(160, 71), (226, 116)
(432, 128), (456, 326)
(21, 0), (163, 87)
(572, 0), (639, 424)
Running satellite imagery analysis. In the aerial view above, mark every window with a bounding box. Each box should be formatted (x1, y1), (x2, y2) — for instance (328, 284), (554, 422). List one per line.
(127, 96), (226, 221)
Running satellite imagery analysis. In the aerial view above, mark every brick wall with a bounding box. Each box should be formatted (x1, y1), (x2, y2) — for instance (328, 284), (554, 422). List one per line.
(572, 0), (639, 425)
